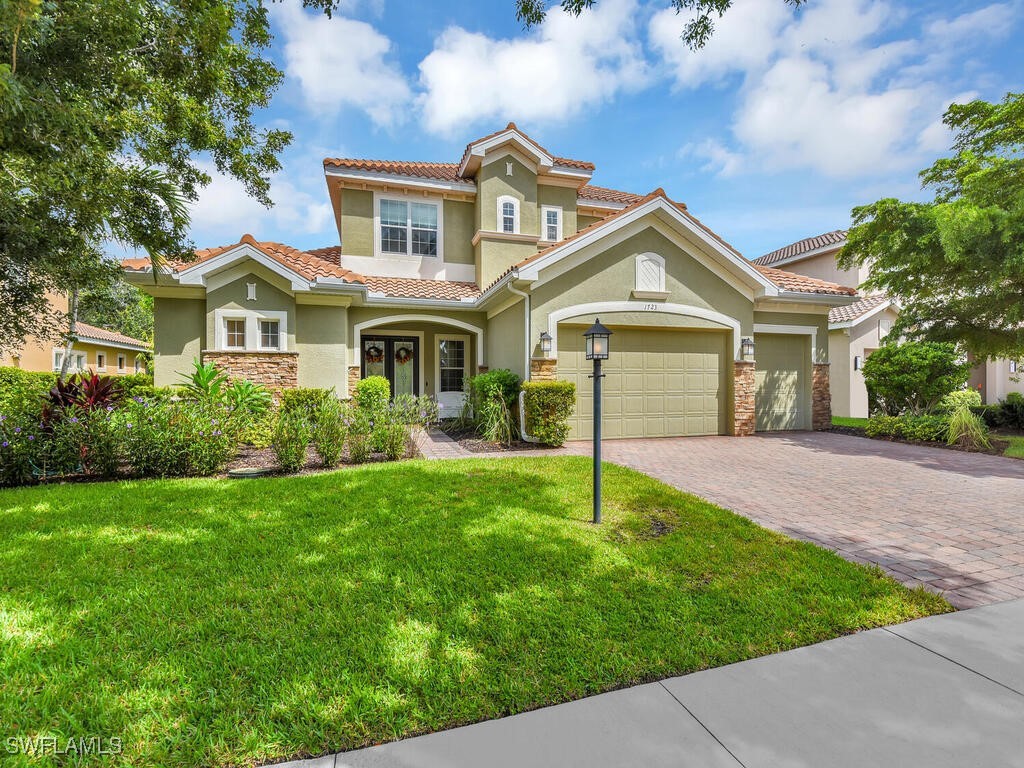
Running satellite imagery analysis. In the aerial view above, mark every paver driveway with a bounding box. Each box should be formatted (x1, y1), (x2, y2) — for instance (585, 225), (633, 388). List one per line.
(566, 432), (1024, 609)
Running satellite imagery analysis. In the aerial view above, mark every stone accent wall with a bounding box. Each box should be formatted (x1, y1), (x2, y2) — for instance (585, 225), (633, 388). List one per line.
(530, 357), (557, 381)
(733, 360), (756, 436)
(812, 362), (831, 431)
(477, 365), (489, 375)
(347, 365), (361, 397)
(201, 350), (298, 390)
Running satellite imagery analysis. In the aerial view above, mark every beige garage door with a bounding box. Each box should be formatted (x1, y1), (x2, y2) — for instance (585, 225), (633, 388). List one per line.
(755, 333), (809, 431)
(558, 326), (727, 440)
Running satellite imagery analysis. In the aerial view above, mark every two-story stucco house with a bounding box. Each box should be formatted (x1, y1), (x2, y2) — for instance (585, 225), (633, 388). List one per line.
(755, 230), (1024, 417)
(124, 124), (859, 439)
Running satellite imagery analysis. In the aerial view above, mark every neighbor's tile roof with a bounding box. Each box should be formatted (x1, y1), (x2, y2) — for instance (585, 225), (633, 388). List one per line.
(122, 235), (365, 284)
(753, 230), (848, 266)
(75, 322), (149, 349)
(828, 294), (890, 323)
(753, 264), (858, 296)
(366, 276), (480, 301)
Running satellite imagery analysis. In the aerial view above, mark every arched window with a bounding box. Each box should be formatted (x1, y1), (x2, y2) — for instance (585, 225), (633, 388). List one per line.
(635, 252), (666, 292)
(497, 195), (520, 234)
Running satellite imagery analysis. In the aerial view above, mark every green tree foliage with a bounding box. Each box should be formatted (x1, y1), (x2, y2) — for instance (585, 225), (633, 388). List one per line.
(861, 341), (971, 416)
(514, 0), (807, 48)
(0, 0), (347, 354)
(78, 278), (154, 343)
(840, 93), (1024, 360)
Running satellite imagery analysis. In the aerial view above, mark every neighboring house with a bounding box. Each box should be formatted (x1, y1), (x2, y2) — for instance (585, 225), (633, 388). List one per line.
(755, 230), (1023, 416)
(124, 123), (858, 438)
(1, 292), (150, 376)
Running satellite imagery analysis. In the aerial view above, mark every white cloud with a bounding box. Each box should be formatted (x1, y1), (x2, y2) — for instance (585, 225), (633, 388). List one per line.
(417, 0), (649, 136)
(189, 161), (332, 244)
(652, 0), (1017, 178)
(273, 4), (411, 127)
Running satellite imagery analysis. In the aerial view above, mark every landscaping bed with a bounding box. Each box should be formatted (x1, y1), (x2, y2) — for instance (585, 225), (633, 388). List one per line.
(438, 419), (552, 452)
(0, 457), (948, 767)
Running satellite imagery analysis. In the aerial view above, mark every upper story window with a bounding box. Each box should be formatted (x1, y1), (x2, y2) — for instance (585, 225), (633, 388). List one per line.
(497, 195), (520, 234)
(225, 318), (246, 349)
(259, 319), (280, 350)
(541, 205), (562, 242)
(379, 197), (439, 257)
(215, 309), (288, 352)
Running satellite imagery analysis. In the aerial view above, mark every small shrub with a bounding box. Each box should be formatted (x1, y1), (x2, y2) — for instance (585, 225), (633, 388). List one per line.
(81, 408), (124, 478)
(346, 409), (373, 464)
(938, 388), (982, 412)
(354, 377), (390, 416)
(0, 368), (56, 415)
(972, 404), (1000, 429)
(118, 373), (155, 399)
(947, 404), (991, 450)
(238, 409), (277, 448)
(862, 342), (970, 415)
(522, 381), (576, 447)
(0, 411), (43, 486)
(121, 400), (235, 477)
(272, 410), (311, 473)
(225, 380), (272, 417)
(995, 392), (1024, 430)
(900, 414), (948, 442)
(377, 420), (410, 461)
(865, 415), (902, 438)
(280, 388), (334, 421)
(312, 397), (347, 467)
(179, 359), (229, 402)
(390, 393), (439, 428)
(468, 369), (521, 445)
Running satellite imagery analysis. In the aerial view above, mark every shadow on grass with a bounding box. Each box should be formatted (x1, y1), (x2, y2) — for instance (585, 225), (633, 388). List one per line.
(0, 457), (946, 767)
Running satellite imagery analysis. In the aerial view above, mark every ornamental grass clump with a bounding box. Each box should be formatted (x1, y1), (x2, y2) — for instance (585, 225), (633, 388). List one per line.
(311, 397), (347, 467)
(272, 410), (311, 473)
(468, 369), (520, 445)
(946, 403), (991, 450)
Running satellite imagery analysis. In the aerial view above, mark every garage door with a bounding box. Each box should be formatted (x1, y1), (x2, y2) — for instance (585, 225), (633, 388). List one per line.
(755, 333), (809, 431)
(558, 326), (727, 440)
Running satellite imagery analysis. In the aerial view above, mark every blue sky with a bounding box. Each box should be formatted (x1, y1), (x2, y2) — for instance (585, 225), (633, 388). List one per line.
(182, 0), (1022, 261)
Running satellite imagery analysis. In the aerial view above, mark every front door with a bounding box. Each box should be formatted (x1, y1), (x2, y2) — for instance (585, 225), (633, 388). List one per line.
(362, 336), (419, 398)
(436, 335), (469, 416)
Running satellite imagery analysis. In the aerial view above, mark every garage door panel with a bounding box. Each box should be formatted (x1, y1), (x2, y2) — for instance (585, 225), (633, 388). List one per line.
(560, 326), (727, 440)
(755, 333), (809, 431)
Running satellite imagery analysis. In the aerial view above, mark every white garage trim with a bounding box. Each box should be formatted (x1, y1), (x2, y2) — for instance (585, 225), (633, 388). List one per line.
(352, 314), (484, 368)
(547, 301), (742, 360)
(753, 323), (819, 363)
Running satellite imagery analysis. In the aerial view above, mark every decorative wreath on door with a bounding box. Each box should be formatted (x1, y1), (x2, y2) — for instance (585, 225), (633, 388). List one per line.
(395, 346), (412, 365)
(365, 345), (384, 364)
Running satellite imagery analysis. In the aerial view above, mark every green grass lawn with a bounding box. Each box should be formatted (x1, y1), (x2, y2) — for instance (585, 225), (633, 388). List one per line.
(832, 416), (870, 428)
(0, 457), (948, 767)
(1000, 434), (1024, 458)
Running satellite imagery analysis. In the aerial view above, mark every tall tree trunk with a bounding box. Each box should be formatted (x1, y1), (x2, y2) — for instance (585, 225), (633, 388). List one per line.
(59, 289), (79, 381)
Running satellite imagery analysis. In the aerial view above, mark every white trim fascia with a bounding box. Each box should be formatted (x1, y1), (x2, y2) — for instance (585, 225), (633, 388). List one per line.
(771, 290), (858, 305)
(828, 299), (893, 331)
(324, 167), (477, 194)
(753, 323), (819, 363)
(362, 295), (478, 309)
(577, 198), (628, 211)
(545, 300), (743, 361)
(352, 314), (485, 369)
(756, 241), (847, 270)
(177, 244), (310, 292)
(549, 166), (593, 180)
(516, 197), (779, 297)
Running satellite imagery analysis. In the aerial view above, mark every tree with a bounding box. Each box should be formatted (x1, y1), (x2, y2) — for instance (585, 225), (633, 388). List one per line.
(862, 342), (971, 416)
(839, 93), (1024, 361)
(79, 278), (154, 344)
(0, 0), (347, 355)
(515, 0), (808, 49)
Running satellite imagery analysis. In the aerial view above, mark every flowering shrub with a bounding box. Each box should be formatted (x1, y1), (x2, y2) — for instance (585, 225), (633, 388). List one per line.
(377, 421), (410, 461)
(272, 409), (311, 473)
(391, 394), (439, 428)
(311, 397), (347, 467)
(0, 412), (42, 486)
(346, 408), (373, 464)
(120, 399), (236, 477)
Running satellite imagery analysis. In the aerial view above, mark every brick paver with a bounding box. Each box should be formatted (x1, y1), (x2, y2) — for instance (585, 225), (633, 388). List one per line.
(567, 432), (1024, 609)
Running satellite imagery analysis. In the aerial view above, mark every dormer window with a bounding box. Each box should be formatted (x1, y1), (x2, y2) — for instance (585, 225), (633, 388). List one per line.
(497, 195), (520, 234)
(541, 205), (562, 242)
(378, 196), (440, 258)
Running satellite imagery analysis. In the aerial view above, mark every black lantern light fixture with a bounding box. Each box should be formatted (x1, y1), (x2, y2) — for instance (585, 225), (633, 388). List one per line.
(539, 330), (552, 356)
(582, 319), (612, 524)
(741, 336), (755, 361)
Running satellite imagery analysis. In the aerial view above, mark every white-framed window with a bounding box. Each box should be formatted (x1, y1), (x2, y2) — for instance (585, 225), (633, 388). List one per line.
(541, 205), (562, 242)
(378, 197), (439, 257)
(496, 195), (520, 234)
(134, 356), (143, 373)
(1011, 360), (1019, 374)
(96, 353), (106, 370)
(53, 350), (64, 371)
(116, 354), (126, 371)
(259, 319), (280, 351)
(225, 318), (246, 349)
(635, 252), (666, 293)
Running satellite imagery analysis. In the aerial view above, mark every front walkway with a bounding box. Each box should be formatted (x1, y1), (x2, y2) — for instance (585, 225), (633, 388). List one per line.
(417, 429), (1024, 608)
(278, 597), (1024, 768)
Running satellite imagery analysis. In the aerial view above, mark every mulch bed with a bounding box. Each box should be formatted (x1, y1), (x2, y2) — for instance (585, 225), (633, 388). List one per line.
(223, 444), (414, 477)
(437, 422), (553, 453)
(827, 426), (1012, 457)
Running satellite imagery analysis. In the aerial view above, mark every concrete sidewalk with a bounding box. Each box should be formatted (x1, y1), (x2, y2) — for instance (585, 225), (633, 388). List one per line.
(276, 598), (1024, 768)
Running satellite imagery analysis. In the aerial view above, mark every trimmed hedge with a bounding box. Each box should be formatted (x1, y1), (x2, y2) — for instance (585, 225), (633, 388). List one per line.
(0, 367), (57, 414)
(522, 381), (576, 447)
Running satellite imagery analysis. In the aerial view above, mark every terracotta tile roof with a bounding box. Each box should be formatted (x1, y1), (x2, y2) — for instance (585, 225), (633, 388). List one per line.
(829, 294), (890, 323)
(75, 322), (149, 349)
(366, 276), (480, 301)
(322, 159), (468, 183)
(753, 264), (857, 296)
(122, 235), (365, 284)
(577, 185), (644, 205)
(754, 230), (848, 266)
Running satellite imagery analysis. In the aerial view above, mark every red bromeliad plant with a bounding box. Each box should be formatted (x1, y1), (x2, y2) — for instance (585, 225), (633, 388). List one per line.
(42, 373), (124, 425)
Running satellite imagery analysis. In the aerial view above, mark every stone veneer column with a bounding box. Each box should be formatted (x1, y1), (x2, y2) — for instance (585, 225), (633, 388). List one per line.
(733, 360), (756, 436)
(347, 365), (361, 397)
(201, 351), (298, 390)
(812, 362), (831, 431)
(529, 358), (556, 381)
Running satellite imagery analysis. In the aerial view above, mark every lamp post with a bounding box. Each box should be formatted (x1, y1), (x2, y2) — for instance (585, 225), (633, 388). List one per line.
(583, 318), (612, 525)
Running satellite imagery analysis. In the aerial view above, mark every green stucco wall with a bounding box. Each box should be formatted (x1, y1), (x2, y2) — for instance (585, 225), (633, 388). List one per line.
(153, 297), (204, 387)
(206, 273), (296, 350)
(537, 184), (578, 240)
(486, 299), (526, 377)
(341, 189), (374, 257)
(477, 154), (538, 234)
(577, 214), (603, 231)
(443, 199), (475, 265)
(753, 311), (829, 362)
(478, 239), (540, 293)
(296, 304), (348, 392)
